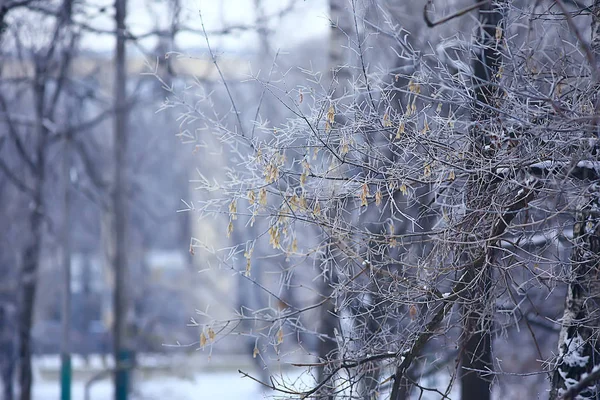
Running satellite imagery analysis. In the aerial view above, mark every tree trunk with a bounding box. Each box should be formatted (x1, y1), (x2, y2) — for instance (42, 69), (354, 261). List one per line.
(460, 267), (493, 400)
(17, 229), (40, 400)
(16, 176), (43, 400)
(17, 58), (48, 400)
(549, 2), (600, 398)
(315, 1), (354, 397)
(112, 0), (130, 399)
(316, 247), (340, 400)
(0, 299), (16, 400)
(549, 195), (600, 399)
(460, 2), (503, 400)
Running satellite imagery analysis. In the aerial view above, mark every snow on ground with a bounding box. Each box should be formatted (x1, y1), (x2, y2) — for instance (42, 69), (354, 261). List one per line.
(32, 354), (463, 399)
(34, 371), (271, 400)
(33, 354), (311, 400)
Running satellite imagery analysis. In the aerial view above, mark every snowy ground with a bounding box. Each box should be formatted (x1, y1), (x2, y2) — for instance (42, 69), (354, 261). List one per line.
(31, 354), (461, 399)
(34, 371), (272, 400)
(32, 354), (311, 400)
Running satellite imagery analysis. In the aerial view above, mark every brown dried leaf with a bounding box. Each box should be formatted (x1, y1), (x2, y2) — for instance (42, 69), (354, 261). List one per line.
(253, 345), (259, 358)
(276, 327), (284, 345)
(409, 305), (418, 320)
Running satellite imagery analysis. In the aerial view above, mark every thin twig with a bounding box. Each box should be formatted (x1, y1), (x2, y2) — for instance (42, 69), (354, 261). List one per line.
(424, 0), (491, 28)
(198, 11), (246, 139)
(554, 0), (598, 82)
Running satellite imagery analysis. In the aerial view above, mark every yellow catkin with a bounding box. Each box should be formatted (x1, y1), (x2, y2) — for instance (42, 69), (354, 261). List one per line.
(244, 248), (253, 276)
(424, 164), (432, 178)
(245, 258), (251, 276)
(289, 194), (298, 211)
(360, 183), (369, 207)
(495, 26), (503, 41)
(259, 188), (267, 206)
(396, 122), (405, 139)
(313, 202), (321, 216)
(229, 199), (237, 220)
(300, 172), (307, 188)
(299, 195), (307, 210)
(383, 113), (392, 127)
(341, 139), (349, 155)
(409, 305), (418, 320)
(327, 105), (335, 125)
(269, 226), (280, 249)
(421, 119), (429, 134)
(265, 163), (278, 183)
(276, 327), (284, 345)
(400, 183), (408, 196)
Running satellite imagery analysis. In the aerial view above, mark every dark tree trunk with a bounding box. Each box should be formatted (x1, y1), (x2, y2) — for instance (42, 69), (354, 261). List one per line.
(316, 275), (338, 400)
(2, 3), (73, 399)
(460, 2), (504, 400)
(549, 1), (600, 398)
(316, 240), (341, 400)
(315, 1), (354, 397)
(17, 61), (48, 400)
(17, 212), (42, 400)
(112, 0), (130, 399)
(2, 359), (15, 400)
(460, 267), (493, 400)
(0, 301), (16, 400)
(550, 197), (600, 399)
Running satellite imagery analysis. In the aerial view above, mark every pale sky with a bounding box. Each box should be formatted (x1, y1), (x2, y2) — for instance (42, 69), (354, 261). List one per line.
(79, 0), (330, 54)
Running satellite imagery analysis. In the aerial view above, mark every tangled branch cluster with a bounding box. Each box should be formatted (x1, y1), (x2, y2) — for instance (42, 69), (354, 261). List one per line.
(158, 1), (600, 398)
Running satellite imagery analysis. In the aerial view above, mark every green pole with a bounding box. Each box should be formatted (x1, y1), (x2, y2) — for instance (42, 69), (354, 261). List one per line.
(115, 350), (130, 400)
(60, 354), (71, 400)
(61, 135), (72, 400)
